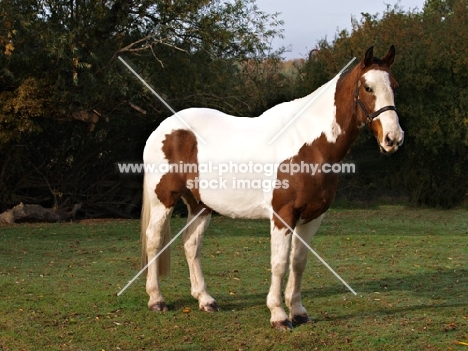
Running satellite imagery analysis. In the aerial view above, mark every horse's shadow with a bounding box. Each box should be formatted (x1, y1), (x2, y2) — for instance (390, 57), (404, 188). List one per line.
(167, 268), (467, 320)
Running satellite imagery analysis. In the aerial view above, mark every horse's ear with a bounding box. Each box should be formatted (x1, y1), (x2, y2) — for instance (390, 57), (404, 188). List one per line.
(381, 45), (396, 67)
(362, 46), (374, 68)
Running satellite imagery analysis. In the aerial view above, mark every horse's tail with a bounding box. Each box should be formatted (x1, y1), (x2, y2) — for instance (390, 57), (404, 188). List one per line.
(141, 174), (171, 276)
(140, 175), (150, 270)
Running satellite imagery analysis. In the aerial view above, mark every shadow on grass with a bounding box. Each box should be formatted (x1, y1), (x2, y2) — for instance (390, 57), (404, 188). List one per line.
(307, 267), (468, 321)
(161, 268), (468, 321)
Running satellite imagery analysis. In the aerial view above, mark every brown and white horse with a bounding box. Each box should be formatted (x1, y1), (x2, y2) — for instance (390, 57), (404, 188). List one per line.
(140, 46), (404, 330)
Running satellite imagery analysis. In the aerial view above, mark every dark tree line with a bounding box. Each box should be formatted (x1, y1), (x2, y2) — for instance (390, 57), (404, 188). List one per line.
(298, 0), (468, 208)
(0, 0), (466, 218)
(0, 0), (286, 217)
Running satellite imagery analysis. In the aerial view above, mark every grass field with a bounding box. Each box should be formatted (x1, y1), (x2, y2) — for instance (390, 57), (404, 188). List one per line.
(1, 205), (467, 350)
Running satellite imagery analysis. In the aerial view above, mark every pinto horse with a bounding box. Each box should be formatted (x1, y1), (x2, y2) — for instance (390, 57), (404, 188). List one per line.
(140, 46), (404, 330)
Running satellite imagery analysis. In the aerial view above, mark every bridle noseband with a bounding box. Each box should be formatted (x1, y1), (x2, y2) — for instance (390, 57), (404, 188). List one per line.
(354, 83), (397, 126)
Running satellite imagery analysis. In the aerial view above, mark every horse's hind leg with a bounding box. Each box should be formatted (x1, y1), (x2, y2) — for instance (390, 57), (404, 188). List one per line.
(285, 215), (324, 325)
(145, 203), (173, 311)
(181, 192), (218, 311)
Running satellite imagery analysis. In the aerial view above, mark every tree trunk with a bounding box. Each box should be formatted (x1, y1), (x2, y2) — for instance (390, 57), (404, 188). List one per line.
(0, 203), (82, 224)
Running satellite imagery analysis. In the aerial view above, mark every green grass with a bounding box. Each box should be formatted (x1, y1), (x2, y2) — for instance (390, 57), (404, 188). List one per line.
(1, 206), (467, 350)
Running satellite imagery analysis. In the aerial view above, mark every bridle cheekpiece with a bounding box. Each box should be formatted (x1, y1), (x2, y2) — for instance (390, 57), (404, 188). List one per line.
(354, 82), (397, 127)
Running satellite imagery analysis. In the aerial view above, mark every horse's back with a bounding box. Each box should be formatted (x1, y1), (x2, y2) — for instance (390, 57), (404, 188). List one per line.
(144, 107), (274, 162)
(143, 108), (274, 218)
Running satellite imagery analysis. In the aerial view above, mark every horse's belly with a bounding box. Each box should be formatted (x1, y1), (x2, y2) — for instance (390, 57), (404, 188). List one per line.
(198, 185), (271, 219)
(193, 137), (277, 219)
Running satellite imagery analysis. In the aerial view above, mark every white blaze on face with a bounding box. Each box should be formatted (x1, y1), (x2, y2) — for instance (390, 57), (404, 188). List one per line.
(363, 70), (404, 153)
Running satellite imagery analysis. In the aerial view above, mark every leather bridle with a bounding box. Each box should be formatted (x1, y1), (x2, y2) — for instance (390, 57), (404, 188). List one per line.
(354, 83), (397, 126)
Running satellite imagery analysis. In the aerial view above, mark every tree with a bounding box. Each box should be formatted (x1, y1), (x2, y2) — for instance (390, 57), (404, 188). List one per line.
(0, 0), (285, 216)
(296, 1), (468, 207)
(401, 0), (468, 207)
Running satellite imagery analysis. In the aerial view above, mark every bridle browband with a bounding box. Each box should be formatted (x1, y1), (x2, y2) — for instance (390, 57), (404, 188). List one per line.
(354, 82), (397, 126)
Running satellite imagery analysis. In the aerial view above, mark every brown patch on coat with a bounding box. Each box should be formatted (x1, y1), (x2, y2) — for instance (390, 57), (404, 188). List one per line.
(271, 134), (342, 231)
(369, 118), (384, 144)
(155, 129), (202, 208)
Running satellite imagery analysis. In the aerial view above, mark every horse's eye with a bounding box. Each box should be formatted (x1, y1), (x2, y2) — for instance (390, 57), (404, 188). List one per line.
(365, 86), (373, 93)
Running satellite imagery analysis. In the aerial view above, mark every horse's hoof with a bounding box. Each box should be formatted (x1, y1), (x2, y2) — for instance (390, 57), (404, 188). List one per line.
(200, 301), (220, 312)
(271, 319), (294, 331)
(149, 302), (168, 312)
(292, 314), (311, 325)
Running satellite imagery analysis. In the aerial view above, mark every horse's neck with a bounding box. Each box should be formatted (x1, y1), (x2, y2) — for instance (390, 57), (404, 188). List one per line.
(265, 72), (361, 164)
(331, 68), (363, 161)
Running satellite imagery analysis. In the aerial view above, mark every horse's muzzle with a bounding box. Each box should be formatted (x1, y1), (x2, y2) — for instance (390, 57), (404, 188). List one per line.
(380, 130), (404, 154)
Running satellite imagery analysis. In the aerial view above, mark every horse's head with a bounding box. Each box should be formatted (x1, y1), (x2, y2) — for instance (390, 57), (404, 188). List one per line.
(355, 45), (404, 153)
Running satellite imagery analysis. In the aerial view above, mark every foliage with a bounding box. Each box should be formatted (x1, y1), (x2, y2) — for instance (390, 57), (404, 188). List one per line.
(0, 0), (285, 215)
(0, 208), (467, 349)
(1, 0), (467, 213)
(296, 0), (468, 207)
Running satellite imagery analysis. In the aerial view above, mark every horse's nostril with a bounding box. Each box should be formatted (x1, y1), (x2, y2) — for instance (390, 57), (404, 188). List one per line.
(385, 134), (394, 147)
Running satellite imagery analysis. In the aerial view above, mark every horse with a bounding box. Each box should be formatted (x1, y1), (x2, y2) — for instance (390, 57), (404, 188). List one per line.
(140, 46), (404, 330)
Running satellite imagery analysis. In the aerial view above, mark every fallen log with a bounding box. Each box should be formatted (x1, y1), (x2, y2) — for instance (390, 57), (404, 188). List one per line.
(0, 203), (82, 224)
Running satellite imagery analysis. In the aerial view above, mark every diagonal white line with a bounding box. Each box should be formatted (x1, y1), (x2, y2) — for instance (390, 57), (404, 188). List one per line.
(117, 208), (206, 296)
(118, 56), (207, 144)
(269, 207), (357, 295)
(268, 57), (356, 144)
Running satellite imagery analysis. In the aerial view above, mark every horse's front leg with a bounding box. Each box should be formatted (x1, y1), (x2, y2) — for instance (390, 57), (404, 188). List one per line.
(285, 215), (324, 325)
(267, 222), (293, 330)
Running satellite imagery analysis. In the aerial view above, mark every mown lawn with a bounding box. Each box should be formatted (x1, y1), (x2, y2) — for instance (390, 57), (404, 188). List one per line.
(0, 206), (467, 350)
